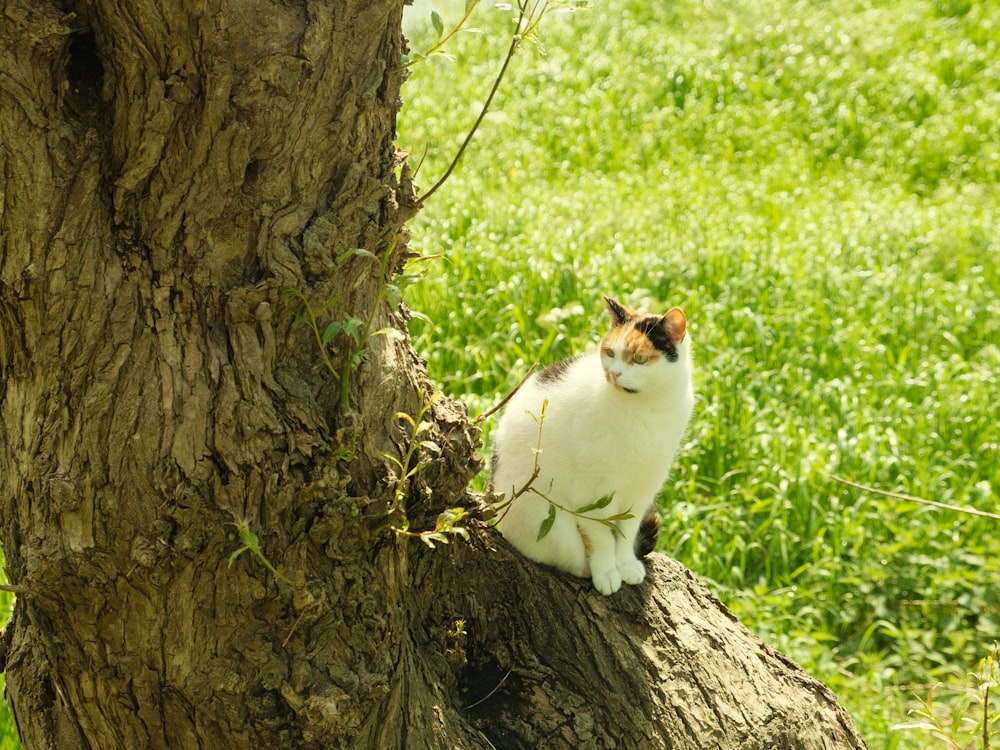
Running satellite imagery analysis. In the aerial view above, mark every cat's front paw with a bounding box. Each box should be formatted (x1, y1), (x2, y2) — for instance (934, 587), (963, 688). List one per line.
(618, 557), (647, 586)
(591, 565), (623, 596)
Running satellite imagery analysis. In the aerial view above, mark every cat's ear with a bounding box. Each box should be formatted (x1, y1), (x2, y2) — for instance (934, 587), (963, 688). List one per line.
(663, 307), (687, 343)
(603, 295), (632, 327)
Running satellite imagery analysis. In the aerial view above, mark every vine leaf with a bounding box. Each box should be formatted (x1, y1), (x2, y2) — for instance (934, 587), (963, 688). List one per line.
(577, 493), (615, 514)
(322, 321), (342, 344)
(604, 511), (634, 522)
(537, 503), (557, 541)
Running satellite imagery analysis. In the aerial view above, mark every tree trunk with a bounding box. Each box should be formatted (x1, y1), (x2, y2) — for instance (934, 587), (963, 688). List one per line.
(0, 1), (867, 748)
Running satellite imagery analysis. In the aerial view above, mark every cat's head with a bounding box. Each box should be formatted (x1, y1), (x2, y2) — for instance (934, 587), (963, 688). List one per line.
(599, 295), (690, 395)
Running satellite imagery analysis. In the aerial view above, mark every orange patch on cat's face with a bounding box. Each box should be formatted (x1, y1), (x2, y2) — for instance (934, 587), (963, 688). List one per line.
(601, 327), (662, 365)
(601, 327), (662, 393)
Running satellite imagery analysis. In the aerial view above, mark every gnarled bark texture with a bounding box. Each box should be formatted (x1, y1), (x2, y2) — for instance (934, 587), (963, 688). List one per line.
(0, 1), (868, 748)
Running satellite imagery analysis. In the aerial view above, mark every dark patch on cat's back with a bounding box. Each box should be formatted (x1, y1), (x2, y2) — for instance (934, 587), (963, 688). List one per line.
(535, 355), (583, 385)
(634, 316), (679, 362)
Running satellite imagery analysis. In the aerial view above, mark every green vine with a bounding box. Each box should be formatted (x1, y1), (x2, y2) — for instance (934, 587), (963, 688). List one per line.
(228, 518), (291, 585)
(383, 389), (471, 547)
(896, 640), (999, 749)
(282, 237), (427, 417)
(491, 398), (633, 539)
(394, 506), (471, 548)
(396, 0), (483, 72)
(416, 0), (589, 204)
(383, 390), (443, 515)
(274, 1), (591, 549)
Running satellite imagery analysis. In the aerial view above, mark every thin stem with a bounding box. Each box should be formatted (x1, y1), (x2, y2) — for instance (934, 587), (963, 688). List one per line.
(831, 474), (1000, 521)
(985, 641), (997, 750)
(394, 0), (482, 73)
(418, 3), (530, 204)
(387, 390), (440, 515)
(491, 398), (547, 520)
(339, 236), (399, 414)
(985, 675), (991, 750)
(286, 289), (340, 381)
(475, 363), (537, 423)
(464, 668), (513, 710)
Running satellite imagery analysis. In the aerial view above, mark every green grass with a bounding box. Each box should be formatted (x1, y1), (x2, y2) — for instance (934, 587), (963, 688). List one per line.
(0, 686), (13, 750)
(401, 0), (999, 747)
(1, 547), (20, 750)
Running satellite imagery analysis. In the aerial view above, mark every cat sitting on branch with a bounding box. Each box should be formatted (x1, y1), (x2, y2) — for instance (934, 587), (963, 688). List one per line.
(491, 295), (695, 595)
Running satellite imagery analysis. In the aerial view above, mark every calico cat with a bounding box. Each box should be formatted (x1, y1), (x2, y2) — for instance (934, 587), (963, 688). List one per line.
(491, 295), (694, 595)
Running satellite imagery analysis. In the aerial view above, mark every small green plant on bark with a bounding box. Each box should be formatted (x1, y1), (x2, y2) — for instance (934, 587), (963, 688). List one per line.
(283, 240), (422, 416)
(384, 390), (471, 547)
(228, 518), (291, 585)
(384, 390), (443, 515)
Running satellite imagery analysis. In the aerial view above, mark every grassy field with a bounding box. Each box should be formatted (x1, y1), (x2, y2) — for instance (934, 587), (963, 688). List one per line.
(1, 548), (16, 750)
(401, 0), (999, 747)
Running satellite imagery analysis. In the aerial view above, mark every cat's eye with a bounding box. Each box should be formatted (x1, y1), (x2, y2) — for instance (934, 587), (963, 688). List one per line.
(602, 347), (615, 359)
(633, 354), (649, 365)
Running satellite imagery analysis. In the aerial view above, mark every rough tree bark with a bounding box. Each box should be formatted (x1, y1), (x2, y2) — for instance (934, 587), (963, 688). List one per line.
(0, 1), (868, 748)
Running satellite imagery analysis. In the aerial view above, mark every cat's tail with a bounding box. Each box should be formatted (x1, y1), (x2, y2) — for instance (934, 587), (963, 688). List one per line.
(634, 508), (659, 558)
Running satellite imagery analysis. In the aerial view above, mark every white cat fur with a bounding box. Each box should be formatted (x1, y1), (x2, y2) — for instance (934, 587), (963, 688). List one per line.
(492, 297), (694, 595)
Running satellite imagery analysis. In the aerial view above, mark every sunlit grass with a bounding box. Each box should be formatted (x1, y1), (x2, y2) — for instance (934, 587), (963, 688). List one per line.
(0, 546), (18, 750)
(401, 0), (999, 746)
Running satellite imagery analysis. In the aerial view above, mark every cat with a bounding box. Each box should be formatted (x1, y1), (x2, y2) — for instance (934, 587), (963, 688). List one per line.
(491, 295), (694, 595)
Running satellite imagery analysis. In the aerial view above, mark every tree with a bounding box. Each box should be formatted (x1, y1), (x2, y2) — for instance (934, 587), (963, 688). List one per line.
(0, 1), (867, 747)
